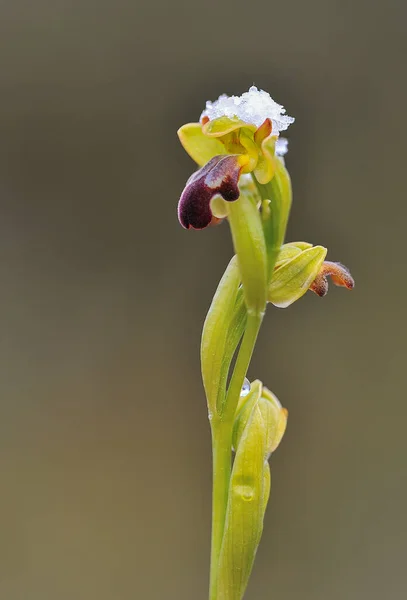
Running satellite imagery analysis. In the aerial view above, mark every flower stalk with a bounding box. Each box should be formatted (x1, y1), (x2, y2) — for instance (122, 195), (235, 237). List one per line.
(177, 86), (354, 599)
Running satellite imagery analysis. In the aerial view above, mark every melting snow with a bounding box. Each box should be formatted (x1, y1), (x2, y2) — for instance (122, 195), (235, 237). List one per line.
(201, 86), (294, 134)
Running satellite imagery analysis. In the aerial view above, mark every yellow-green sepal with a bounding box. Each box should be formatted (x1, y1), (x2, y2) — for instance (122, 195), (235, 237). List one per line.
(177, 122), (226, 166)
(268, 245), (327, 308)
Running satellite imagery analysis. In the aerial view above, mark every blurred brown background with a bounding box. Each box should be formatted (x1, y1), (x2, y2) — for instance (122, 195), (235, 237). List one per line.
(0, 1), (405, 599)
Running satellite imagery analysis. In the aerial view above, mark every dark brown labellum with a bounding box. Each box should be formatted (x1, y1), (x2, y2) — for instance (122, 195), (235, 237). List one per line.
(178, 155), (245, 230)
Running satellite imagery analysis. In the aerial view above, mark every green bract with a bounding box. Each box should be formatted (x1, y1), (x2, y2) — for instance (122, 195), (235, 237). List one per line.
(217, 380), (287, 600)
(201, 256), (245, 416)
(227, 192), (268, 317)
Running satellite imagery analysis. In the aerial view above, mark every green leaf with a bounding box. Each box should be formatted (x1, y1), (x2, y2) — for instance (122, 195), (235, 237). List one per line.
(216, 289), (247, 415)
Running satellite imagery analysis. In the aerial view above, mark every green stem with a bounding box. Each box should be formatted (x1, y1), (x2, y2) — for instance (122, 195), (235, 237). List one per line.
(224, 313), (263, 423)
(209, 419), (233, 600)
(209, 313), (263, 600)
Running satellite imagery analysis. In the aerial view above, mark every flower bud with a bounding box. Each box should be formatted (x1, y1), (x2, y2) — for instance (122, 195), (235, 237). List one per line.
(274, 241), (312, 268)
(258, 387), (288, 456)
(268, 245), (327, 308)
(232, 380), (263, 450)
(268, 243), (355, 307)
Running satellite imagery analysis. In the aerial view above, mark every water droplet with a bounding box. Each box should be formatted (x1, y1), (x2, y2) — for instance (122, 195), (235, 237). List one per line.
(242, 489), (254, 502)
(208, 412), (213, 421)
(235, 484), (255, 502)
(240, 378), (251, 397)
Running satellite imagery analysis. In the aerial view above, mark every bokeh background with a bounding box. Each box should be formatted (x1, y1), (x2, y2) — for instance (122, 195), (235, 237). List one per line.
(0, 1), (406, 599)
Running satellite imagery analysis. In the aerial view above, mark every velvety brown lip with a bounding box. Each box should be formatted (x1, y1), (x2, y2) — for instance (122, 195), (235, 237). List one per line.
(178, 154), (245, 230)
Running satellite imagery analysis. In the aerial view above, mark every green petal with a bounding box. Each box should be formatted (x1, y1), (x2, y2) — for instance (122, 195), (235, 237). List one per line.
(254, 134), (277, 184)
(177, 122), (226, 166)
(202, 116), (255, 137)
(268, 245), (328, 308)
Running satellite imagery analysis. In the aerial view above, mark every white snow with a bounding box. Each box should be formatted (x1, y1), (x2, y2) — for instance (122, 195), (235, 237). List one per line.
(275, 137), (289, 156)
(201, 86), (294, 134)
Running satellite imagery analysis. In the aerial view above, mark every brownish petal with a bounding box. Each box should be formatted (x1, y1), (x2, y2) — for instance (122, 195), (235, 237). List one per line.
(320, 261), (355, 289)
(254, 118), (272, 146)
(309, 273), (329, 297)
(310, 261), (354, 296)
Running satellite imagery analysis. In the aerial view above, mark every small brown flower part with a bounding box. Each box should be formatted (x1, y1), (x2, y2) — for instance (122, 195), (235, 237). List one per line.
(178, 154), (248, 230)
(310, 261), (355, 297)
(254, 118), (272, 146)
